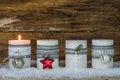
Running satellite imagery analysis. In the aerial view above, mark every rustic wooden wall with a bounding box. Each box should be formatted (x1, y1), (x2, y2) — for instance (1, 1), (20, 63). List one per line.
(0, 0), (120, 64)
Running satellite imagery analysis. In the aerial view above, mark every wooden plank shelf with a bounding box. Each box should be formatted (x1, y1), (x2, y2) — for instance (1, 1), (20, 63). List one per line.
(0, 0), (120, 63)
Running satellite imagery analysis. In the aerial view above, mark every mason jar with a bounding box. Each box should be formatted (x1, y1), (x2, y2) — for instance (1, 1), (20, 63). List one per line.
(37, 40), (59, 69)
(92, 40), (114, 69)
(65, 40), (87, 68)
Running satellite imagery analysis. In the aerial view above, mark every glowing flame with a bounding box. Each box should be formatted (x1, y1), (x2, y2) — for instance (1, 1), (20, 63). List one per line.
(18, 35), (21, 40)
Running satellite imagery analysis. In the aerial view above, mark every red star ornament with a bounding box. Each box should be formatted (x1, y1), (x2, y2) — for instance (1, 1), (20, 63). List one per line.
(40, 57), (54, 69)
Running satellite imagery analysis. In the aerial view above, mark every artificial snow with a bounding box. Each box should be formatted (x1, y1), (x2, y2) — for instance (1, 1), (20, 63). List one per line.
(0, 61), (120, 78)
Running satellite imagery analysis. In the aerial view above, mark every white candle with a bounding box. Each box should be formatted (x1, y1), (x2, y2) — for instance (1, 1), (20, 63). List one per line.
(92, 39), (114, 69)
(65, 40), (87, 68)
(37, 40), (59, 69)
(8, 35), (31, 69)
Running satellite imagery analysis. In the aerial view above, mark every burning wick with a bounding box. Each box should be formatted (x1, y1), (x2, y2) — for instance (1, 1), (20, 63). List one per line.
(18, 35), (21, 40)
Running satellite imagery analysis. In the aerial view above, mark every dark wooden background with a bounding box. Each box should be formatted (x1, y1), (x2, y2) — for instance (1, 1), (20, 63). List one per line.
(0, 0), (120, 63)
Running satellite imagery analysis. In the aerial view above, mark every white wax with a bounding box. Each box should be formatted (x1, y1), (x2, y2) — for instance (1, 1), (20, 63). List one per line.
(37, 58), (59, 69)
(9, 40), (30, 45)
(37, 40), (58, 46)
(66, 40), (87, 49)
(92, 58), (113, 69)
(9, 47), (31, 56)
(37, 40), (59, 69)
(65, 54), (87, 68)
(9, 58), (31, 69)
(92, 39), (113, 46)
(8, 40), (31, 69)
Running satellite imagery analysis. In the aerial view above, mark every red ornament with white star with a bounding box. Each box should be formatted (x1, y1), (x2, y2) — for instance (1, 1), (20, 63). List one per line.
(40, 55), (54, 69)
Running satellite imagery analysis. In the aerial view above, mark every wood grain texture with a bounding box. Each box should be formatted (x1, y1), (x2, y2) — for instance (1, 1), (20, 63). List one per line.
(0, 0), (119, 32)
(0, 0), (120, 63)
(0, 32), (120, 64)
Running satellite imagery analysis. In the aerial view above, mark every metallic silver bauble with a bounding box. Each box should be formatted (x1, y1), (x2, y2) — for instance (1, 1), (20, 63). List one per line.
(100, 54), (112, 64)
(12, 58), (25, 69)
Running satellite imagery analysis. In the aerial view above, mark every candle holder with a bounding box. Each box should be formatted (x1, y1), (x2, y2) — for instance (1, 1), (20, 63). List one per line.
(65, 40), (87, 68)
(36, 40), (59, 69)
(8, 35), (31, 69)
(92, 40), (114, 69)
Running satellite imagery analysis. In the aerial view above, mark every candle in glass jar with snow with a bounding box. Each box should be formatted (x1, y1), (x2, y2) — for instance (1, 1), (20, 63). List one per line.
(37, 40), (59, 69)
(8, 35), (31, 69)
(92, 40), (114, 69)
(65, 40), (87, 68)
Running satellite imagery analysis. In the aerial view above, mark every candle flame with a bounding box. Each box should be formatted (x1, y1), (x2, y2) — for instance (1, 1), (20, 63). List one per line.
(18, 35), (21, 40)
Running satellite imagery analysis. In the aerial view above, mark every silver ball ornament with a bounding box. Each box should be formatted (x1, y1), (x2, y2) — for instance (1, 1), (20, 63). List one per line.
(100, 54), (112, 64)
(12, 58), (25, 69)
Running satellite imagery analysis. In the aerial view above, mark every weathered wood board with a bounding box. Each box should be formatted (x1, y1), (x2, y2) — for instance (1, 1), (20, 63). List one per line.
(0, 0), (119, 32)
(0, 32), (120, 64)
(0, 0), (120, 64)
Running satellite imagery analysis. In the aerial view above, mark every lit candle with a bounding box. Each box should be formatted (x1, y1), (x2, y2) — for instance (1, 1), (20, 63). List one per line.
(9, 35), (30, 45)
(8, 35), (31, 69)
